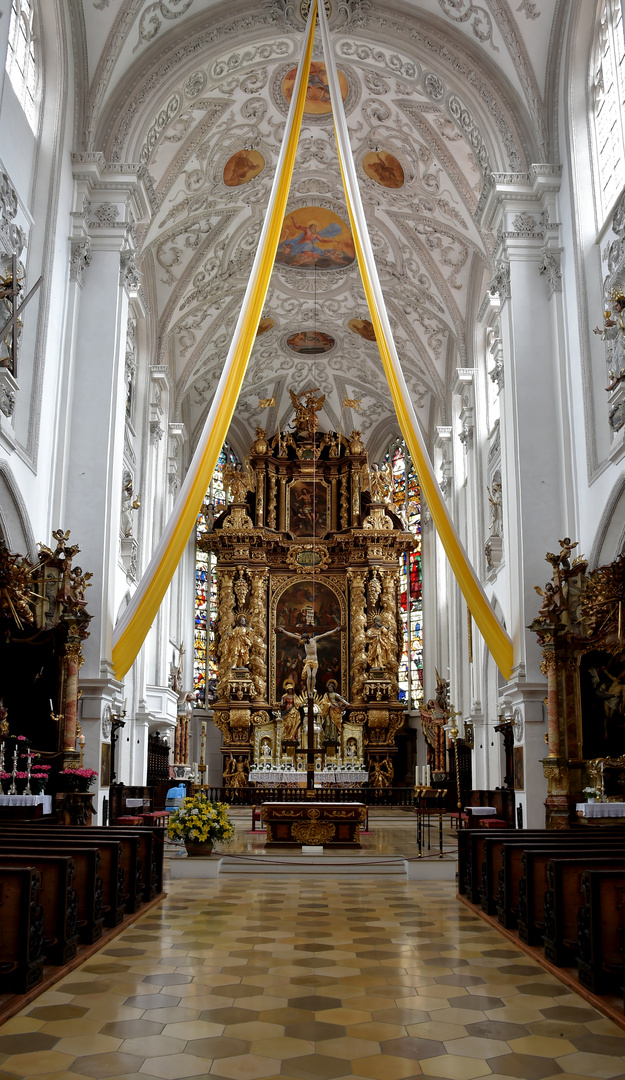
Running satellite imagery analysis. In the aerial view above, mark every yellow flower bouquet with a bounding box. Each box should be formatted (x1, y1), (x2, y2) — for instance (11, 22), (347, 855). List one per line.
(168, 792), (235, 854)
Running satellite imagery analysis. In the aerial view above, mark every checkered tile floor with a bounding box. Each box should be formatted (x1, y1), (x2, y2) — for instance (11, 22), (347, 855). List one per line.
(1, 876), (624, 1079)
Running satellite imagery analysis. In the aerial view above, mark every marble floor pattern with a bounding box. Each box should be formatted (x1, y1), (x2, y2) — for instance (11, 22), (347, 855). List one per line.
(1, 877), (624, 1080)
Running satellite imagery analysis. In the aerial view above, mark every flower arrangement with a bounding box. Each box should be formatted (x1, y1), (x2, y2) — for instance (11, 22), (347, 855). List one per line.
(583, 786), (599, 801)
(58, 768), (98, 793)
(167, 793), (235, 847)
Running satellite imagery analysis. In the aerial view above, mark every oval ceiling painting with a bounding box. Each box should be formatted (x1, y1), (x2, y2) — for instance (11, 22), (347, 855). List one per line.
(223, 149), (265, 187)
(362, 151), (404, 189)
(256, 317), (274, 336)
(276, 207), (355, 269)
(282, 61), (348, 116)
(349, 317), (376, 342)
(287, 330), (335, 354)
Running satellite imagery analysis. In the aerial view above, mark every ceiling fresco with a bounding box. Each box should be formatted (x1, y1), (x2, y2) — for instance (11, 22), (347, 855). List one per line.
(78, 0), (561, 459)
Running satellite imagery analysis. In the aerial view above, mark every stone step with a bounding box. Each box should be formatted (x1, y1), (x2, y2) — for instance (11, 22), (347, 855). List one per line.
(168, 853), (458, 880)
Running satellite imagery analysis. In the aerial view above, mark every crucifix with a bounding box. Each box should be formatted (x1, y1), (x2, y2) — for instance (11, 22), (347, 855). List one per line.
(277, 623), (344, 789)
(0, 254), (43, 378)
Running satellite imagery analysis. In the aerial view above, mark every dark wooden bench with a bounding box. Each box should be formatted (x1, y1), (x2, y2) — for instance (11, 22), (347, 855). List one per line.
(35, 828), (143, 913)
(459, 829), (569, 904)
(0, 839), (104, 943)
(0, 865), (45, 992)
(0, 829), (126, 926)
(577, 869), (625, 994)
(0, 852), (78, 964)
(517, 847), (625, 945)
(542, 855), (625, 966)
(37, 823), (164, 899)
(496, 836), (625, 927)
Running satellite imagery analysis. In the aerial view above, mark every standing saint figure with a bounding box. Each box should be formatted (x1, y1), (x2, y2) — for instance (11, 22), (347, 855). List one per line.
(320, 680), (350, 741)
(365, 615), (393, 670)
(279, 679), (302, 741)
(222, 615), (255, 670)
(276, 624), (344, 697)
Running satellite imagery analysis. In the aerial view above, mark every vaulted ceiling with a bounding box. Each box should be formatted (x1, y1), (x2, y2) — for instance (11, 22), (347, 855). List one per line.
(77, 0), (562, 459)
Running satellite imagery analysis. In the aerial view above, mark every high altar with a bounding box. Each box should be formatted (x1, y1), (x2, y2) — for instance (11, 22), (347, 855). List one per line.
(199, 390), (414, 788)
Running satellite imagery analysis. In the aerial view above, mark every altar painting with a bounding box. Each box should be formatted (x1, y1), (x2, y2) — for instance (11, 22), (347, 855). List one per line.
(276, 208), (355, 269)
(288, 479), (329, 537)
(580, 649), (625, 759)
(274, 579), (343, 699)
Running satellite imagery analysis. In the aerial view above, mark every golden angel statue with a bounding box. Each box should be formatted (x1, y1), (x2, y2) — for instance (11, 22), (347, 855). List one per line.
(361, 461), (393, 505)
(290, 387), (325, 435)
(224, 460), (255, 503)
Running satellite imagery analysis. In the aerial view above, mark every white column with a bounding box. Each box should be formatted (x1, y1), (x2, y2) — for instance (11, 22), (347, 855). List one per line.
(479, 166), (567, 826)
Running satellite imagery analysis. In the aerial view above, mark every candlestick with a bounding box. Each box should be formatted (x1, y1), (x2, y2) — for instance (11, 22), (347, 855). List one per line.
(8, 748), (17, 795)
(0, 740), (4, 778)
(24, 749), (32, 796)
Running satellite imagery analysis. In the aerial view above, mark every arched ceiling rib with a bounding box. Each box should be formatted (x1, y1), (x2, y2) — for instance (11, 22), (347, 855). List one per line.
(78, 0), (559, 454)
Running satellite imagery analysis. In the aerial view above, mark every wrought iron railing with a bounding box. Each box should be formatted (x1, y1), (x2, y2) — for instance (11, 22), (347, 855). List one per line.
(200, 785), (418, 807)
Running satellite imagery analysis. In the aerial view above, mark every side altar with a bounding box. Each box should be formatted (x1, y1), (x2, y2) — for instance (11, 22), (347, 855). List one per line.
(199, 389), (414, 789)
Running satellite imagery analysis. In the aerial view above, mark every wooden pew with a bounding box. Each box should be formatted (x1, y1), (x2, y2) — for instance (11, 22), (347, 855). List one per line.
(459, 829), (578, 905)
(482, 831), (625, 921)
(542, 855), (625, 965)
(496, 836), (625, 928)
(517, 847), (625, 945)
(0, 839), (104, 942)
(38, 824), (164, 900)
(577, 869), (625, 994)
(0, 853), (78, 964)
(0, 830), (126, 927)
(0, 865), (45, 992)
(34, 828), (143, 913)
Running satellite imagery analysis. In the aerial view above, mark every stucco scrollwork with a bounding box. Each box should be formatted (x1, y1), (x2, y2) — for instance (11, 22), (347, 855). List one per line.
(437, 0), (498, 51)
(133, 1), (196, 54)
(538, 249), (562, 299)
(70, 239), (92, 288)
(448, 97), (490, 175)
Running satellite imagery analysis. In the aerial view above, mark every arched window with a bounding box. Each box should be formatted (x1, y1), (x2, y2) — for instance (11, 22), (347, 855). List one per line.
(382, 438), (423, 710)
(591, 0), (625, 221)
(5, 0), (39, 131)
(194, 443), (238, 706)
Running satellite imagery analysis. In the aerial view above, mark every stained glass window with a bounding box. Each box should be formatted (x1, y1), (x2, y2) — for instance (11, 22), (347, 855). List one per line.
(194, 443), (238, 706)
(384, 439), (423, 710)
(592, 0), (625, 221)
(5, 0), (39, 130)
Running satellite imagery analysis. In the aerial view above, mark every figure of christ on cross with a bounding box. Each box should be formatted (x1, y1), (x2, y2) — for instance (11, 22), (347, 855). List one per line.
(276, 624), (344, 698)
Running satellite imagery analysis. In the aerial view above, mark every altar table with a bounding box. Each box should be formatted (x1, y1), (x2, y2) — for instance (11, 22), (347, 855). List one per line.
(261, 801), (366, 847)
(0, 794), (52, 816)
(576, 802), (625, 818)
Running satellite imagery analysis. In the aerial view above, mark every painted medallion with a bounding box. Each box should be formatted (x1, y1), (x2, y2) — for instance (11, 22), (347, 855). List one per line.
(362, 151), (404, 189)
(276, 207), (355, 269)
(282, 61), (348, 116)
(287, 330), (335, 354)
(348, 317), (376, 342)
(223, 149), (265, 187)
(256, 317), (274, 336)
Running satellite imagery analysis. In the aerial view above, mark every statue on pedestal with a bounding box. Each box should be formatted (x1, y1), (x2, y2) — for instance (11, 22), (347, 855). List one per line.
(320, 680), (350, 741)
(365, 615), (393, 670)
(279, 679), (302, 741)
(222, 615), (255, 671)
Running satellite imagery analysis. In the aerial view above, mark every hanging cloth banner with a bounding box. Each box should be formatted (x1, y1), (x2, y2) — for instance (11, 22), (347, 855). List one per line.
(111, 0), (319, 680)
(316, 0), (514, 680)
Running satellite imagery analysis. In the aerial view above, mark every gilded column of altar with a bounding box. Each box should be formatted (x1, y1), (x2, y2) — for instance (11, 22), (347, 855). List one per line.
(216, 570), (235, 700)
(267, 468), (277, 529)
(540, 650), (560, 758)
(255, 468), (265, 527)
(381, 568), (400, 697)
(249, 569), (268, 703)
(351, 470), (360, 526)
(278, 475), (286, 531)
(340, 473), (349, 529)
(331, 476), (338, 531)
(348, 570), (367, 702)
(63, 629), (85, 754)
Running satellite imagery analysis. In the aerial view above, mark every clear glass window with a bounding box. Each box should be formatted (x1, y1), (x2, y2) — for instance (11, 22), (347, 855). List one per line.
(5, 0), (39, 131)
(592, 0), (625, 222)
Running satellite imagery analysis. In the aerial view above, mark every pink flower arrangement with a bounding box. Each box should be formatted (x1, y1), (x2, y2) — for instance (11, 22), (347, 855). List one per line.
(59, 768), (98, 792)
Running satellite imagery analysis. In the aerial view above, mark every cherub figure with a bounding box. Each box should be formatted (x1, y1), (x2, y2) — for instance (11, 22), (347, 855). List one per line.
(534, 582), (559, 620)
(361, 461), (393, 505)
(594, 287), (625, 372)
(224, 460), (255, 503)
(275, 624), (344, 697)
(558, 537), (578, 570)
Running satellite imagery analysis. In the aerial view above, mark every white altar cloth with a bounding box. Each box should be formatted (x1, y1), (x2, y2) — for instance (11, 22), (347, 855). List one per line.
(465, 806), (497, 817)
(248, 769), (369, 786)
(0, 794), (52, 814)
(125, 798), (146, 808)
(576, 801), (625, 817)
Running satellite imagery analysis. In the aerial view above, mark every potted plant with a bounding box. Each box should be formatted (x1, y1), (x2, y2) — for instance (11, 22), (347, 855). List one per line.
(583, 786), (599, 803)
(168, 793), (235, 856)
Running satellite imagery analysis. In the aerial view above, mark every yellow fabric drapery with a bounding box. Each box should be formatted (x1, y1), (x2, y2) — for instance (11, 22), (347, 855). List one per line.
(111, 0), (318, 680)
(316, 0), (513, 680)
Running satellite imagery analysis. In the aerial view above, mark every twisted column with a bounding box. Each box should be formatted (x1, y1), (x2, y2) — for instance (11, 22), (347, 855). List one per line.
(381, 569), (400, 697)
(348, 570), (367, 702)
(249, 569), (268, 702)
